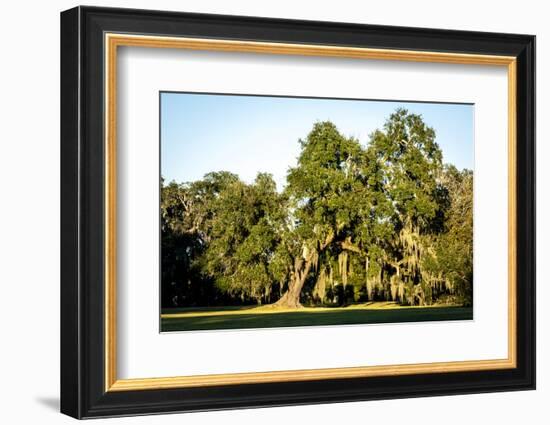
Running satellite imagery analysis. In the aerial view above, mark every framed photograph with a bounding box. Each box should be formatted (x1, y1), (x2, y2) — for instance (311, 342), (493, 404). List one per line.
(60, 6), (535, 419)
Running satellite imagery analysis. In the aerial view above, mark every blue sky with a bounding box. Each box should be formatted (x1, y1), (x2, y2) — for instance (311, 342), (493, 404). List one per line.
(161, 92), (473, 191)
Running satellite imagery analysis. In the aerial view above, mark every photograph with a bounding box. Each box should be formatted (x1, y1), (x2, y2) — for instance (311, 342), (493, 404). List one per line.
(160, 92), (474, 332)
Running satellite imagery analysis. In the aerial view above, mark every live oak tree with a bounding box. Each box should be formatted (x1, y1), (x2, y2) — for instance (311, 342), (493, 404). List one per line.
(367, 109), (443, 305)
(160, 172), (241, 306)
(421, 165), (474, 306)
(160, 109), (473, 309)
(273, 122), (363, 307)
(200, 172), (286, 304)
(273, 121), (393, 307)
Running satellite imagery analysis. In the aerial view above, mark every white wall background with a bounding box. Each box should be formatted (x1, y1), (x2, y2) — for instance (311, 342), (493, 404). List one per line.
(0, 1), (545, 423)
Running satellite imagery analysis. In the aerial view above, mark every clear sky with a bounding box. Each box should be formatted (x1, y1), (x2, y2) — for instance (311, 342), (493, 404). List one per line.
(161, 92), (473, 191)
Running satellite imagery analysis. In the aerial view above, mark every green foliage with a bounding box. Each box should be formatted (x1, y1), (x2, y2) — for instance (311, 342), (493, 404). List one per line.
(421, 165), (474, 306)
(197, 173), (285, 304)
(161, 110), (473, 309)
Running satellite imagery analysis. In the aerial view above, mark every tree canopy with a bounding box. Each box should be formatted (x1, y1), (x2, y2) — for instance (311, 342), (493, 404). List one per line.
(161, 109), (473, 309)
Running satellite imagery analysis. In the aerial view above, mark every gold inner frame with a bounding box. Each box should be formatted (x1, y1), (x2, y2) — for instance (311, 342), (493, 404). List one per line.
(104, 33), (517, 392)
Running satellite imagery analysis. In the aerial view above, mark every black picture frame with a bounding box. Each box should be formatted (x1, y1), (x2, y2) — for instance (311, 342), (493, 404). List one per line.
(61, 5), (535, 419)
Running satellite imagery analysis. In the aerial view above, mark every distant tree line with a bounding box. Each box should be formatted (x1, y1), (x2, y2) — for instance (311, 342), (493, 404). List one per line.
(161, 109), (473, 309)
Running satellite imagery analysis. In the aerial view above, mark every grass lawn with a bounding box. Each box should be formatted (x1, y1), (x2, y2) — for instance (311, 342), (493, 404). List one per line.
(160, 302), (473, 332)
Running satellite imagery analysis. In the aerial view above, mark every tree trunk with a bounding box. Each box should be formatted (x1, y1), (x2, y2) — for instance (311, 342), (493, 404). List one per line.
(273, 257), (313, 308)
(274, 233), (333, 308)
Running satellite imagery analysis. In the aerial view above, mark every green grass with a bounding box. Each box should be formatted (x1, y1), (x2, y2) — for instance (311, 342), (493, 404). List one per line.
(160, 302), (473, 332)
